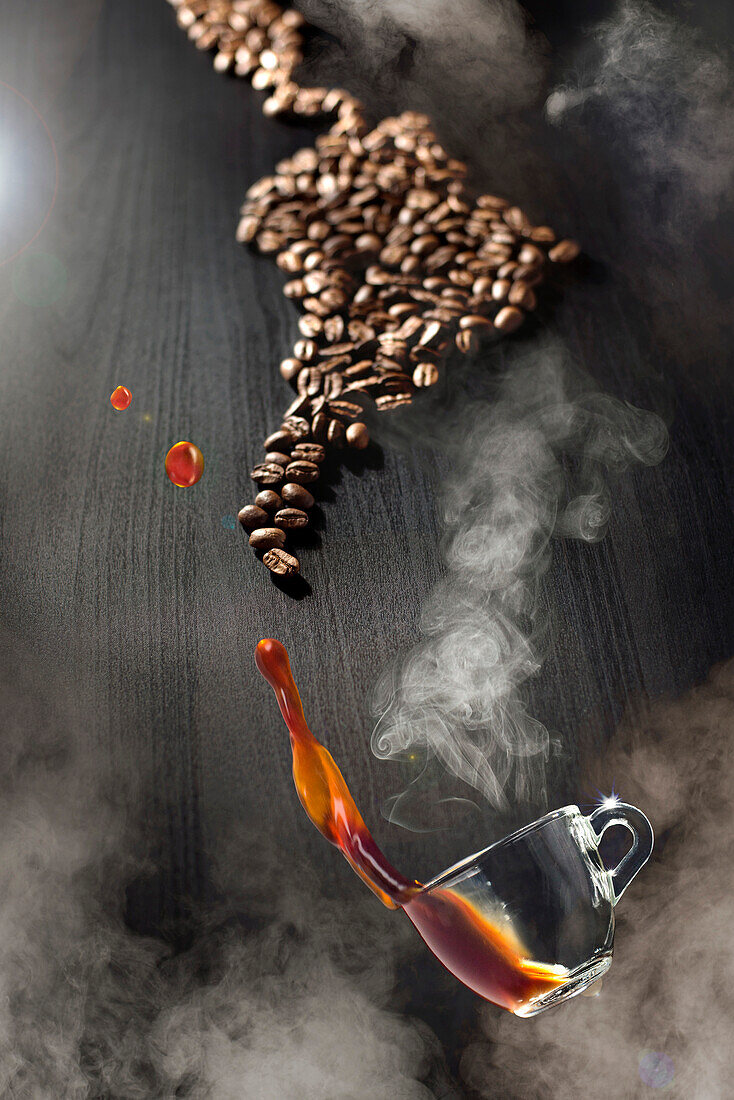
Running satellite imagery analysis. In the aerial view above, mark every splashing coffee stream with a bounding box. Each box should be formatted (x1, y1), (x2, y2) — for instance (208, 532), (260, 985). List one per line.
(255, 638), (567, 1014)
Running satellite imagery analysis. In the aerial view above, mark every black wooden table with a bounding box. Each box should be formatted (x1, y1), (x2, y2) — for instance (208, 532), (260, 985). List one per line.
(1, 0), (732, 1090)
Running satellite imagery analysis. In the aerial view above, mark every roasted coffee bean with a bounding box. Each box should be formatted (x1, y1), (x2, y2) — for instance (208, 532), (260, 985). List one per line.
(264, 451), (291, 468)
(293, 339), (317, 361)
(477, 193), (509, 211)
(327, 399), (363, 421)
(327, 418), (345, 446)
(323, 314), (346, 342)
(312, 411), (328, 441)
(236, 215), (260, 243)
(348, 320), (375, 343)
(262, 547), (300, 576)
(508, 282), (537, 311)
(345, 374), (382, 391)
(285, 460), (320, 484)
(518, 243), (545, 267)
(262, 420), (295, 451)
(298, 313), (323, 338)
(274, 507), (309, 530)
(413, 361), (439, 387)
(455, 328), (480, 353)
(303, 295), (330, 318)
(472, 275), (494, 296)
(376, 392), (412, 410)
(281, 482), (315, 509)
(250, 462), (285, 485)
(297, 366), (323, 397)
(319, 354), (352, 372)
(411, 233), (439, 256)
(549, 239), (580, 263)
(281, 415), (310, 440)
(323, 372), (343, 398)
(277, 250), (302, 273)
(238, 504), (269, 531)
(529, 225), (556, 243)
(283, 394), (312, 419)
(496, 261), (518, 280)
(302, 270), (328, 294)
(280, 356), (302, 381)
(319, 342), (356, 358)
(512, 263), (544, 286)
(255, 490), (283, 513)
(418, 320), (446, 348)
(249, 527), (287, 550)
(502, 206), (530, 231)
(292, 442), (326, 463)
(459, 314), (492, 330)
(381, 374), (413, 393)
(345, 421), (370, 448)
(344, 360), (373, 378)
(494, 306), (524, 332)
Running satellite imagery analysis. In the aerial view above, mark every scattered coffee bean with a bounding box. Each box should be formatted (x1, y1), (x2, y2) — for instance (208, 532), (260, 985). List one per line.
(264, 428), (295, 451)
(312, 411), (328, 441)
(249, 526), (287, 550)
(413, 361), (439, 387)
(494, 306), (524, 332)
(281, 482), (314, 509)
(262, 547), (300, 576)
(292, 442), (326, 463)
(548, 239), (580, 263)
(327, 418), (345, 446)
(376, 392), (412, 410)
(346, 421), (369, 449)
(274, 507), (309, 529)
(264, 451), (291, 467)
(238, 504), (269, 530)
(281, 415), (310, 439)
(250, 461), (285, 485)
(455, 328), (479, 353)
(254, 489), (283, 512)
(279, 357), (301, 381)
(508, 282), (537, 311)
(285, 459), (320, 484)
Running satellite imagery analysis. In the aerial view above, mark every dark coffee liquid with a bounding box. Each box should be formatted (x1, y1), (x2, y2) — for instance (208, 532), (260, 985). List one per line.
(256, 639), (566, 1013)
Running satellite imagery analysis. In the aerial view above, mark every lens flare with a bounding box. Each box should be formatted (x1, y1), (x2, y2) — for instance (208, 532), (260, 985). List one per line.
(594, 786), (621, 810)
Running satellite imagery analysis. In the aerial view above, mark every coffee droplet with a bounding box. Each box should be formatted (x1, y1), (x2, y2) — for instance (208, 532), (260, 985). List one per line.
(110, 385), (132, 411)
(165, 441), (204, 487)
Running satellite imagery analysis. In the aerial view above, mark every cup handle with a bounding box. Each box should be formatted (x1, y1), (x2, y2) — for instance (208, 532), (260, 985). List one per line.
(588, 802), (654, 904)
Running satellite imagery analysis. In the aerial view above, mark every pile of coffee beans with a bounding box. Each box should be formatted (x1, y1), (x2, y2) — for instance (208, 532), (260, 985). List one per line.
(167, 0), (580, 578)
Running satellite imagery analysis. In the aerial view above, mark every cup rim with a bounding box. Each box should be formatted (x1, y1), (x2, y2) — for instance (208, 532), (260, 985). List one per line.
(421, 804), (582, 892)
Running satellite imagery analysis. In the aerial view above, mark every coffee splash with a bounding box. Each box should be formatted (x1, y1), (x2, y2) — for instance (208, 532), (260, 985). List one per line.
(255, 638), (567, 1014)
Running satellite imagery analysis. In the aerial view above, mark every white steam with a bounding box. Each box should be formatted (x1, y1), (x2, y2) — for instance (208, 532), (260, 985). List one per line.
(545, 0), (734, 353)
(371, 347), (667, 817)
(0, 655), (448, 1098)
(462, 658), (734, 1099)
(301, 0), (546, 159)
(546, 0), (734, 211)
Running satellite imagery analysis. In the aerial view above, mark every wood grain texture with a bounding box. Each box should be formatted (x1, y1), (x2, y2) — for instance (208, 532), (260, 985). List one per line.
(0, 0), (732, 945)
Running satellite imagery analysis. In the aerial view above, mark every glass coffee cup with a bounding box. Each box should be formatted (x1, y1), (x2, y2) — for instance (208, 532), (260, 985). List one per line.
(404, 801), (654, 1016)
